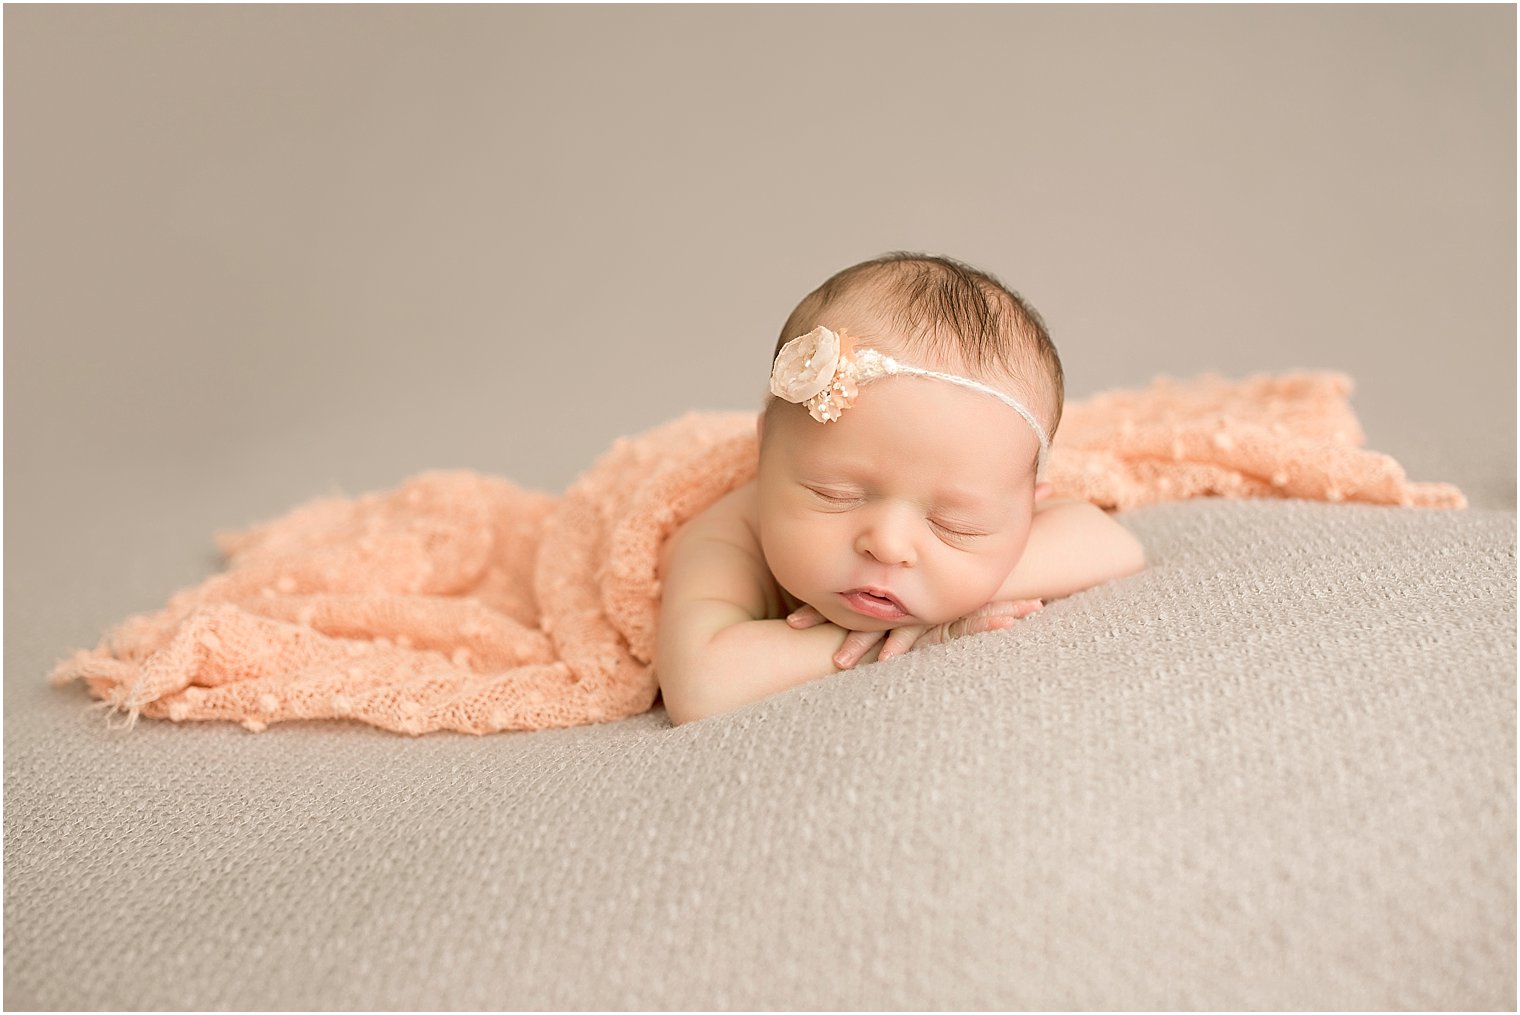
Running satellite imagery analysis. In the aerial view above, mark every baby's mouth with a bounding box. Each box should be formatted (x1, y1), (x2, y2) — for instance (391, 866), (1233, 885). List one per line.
(840, 587), (908, 621)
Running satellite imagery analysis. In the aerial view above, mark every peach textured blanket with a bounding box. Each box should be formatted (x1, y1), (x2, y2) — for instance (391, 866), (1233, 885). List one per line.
(52, 372), (1465, 735)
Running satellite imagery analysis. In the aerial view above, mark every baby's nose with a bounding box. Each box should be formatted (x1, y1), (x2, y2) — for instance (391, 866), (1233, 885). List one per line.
(855, 513), (916, 567)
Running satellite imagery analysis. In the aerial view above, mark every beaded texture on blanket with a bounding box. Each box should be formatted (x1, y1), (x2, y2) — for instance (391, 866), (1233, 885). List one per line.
(50, 372), (1464, 735)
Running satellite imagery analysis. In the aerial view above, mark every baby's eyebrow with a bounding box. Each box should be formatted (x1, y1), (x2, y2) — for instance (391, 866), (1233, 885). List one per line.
(933, 487), (993, 510)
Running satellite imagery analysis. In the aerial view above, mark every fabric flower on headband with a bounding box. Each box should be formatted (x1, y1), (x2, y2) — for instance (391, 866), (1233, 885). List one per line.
(768, 324), (1055, 468)
(769, 326), (864, 422)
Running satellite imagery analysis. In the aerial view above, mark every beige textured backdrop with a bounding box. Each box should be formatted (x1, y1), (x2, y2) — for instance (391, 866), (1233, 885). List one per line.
(6, 6), (1514, 510)
(5, 5), (1515, 1011)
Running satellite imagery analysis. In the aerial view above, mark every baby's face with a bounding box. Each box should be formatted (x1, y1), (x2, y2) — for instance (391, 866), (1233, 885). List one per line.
(756, 372), (1041, 631)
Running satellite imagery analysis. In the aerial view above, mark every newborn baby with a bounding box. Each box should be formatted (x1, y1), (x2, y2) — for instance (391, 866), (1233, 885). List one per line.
(657, 253), (1146, 724)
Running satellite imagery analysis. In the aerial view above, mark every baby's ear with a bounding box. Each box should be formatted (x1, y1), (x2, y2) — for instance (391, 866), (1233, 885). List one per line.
(1034, 481), (1054, 501)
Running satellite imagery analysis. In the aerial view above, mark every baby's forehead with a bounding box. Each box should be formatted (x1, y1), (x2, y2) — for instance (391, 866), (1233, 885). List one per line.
(773, 416), (1036, 498)
(801, 437), (1030, 482)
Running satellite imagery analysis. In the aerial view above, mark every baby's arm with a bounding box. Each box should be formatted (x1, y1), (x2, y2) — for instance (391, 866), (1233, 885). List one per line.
(994, 496), (1146, 603)
(655, 492), (873, 725)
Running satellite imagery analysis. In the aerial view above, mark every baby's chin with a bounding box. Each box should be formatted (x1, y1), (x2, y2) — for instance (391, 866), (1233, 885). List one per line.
(816, 608), (899, 632)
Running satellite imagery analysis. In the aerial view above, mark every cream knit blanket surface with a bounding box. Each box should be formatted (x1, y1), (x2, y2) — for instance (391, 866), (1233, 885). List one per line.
(51, 373), (1466, 735)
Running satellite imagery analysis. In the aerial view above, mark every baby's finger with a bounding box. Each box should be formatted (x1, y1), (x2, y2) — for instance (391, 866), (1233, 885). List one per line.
(951, 600), (1045, 638)
(833, 629), (884, 669)
(786, 604), (827, 629)
(876, 627), (923, 662)
(962, 613), (1022, 636)
(1006, 598), (1044, 618)
(975, 598), (1043, 619)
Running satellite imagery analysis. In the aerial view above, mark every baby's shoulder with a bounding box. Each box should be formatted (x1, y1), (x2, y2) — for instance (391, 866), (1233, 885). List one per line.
(661, 479), (760, 568)
(659, 479), (784, 621)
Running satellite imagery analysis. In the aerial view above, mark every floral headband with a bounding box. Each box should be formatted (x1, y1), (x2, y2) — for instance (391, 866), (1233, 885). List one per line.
(769, 325), (1051, 468)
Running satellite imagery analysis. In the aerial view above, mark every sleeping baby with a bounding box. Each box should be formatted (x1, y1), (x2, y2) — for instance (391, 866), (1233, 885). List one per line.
(656, 253), (1147, 724)
(53, 251), (1462, 736)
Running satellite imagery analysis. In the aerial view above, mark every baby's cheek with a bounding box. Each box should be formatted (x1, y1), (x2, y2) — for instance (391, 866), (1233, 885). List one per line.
(759, 525), (820, 597)
(942, 556), (1019, 617)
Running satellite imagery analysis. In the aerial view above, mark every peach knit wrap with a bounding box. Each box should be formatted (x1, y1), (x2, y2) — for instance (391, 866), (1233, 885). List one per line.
(51, 372), (1465, 735)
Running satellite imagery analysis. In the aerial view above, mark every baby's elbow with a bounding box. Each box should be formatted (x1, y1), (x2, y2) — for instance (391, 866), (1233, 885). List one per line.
(656, 668), (712, 727)
(666, 694), (727, 727)
(1073, 502), (1148, 586)
(664, 694), (705, 727)
(1113, 525), (1147, 580)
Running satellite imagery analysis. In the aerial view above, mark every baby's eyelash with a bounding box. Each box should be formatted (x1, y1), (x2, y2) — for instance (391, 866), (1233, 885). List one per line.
(804, 486), (861, 504)
(931, 520), (988, 539)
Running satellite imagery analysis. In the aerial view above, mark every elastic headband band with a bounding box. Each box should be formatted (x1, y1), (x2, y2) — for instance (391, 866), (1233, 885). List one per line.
(769, 325), (1051, 469)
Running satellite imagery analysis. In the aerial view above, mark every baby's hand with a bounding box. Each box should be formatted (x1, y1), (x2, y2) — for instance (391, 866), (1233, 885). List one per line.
(785, 599), (1043, 670)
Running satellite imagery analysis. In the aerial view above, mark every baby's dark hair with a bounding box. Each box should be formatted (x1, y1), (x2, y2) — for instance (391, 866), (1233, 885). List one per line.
(774, 252), (1065, 436)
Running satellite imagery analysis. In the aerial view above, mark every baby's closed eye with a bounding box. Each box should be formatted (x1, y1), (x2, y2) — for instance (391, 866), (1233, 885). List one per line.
(803, 485), (864, 506)
(929, 518), (991, 543)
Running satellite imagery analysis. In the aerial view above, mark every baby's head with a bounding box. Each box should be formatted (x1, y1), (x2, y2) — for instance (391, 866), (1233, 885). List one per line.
(756, 253), (1065, 631)
(767, 253), (1064, 440)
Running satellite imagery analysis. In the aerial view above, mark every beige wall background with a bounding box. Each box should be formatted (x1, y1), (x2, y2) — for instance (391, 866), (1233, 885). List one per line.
(5, 5), (1515, 653)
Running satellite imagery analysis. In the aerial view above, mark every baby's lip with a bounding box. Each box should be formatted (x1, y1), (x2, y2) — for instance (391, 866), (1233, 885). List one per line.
(840, 586), (909, 619)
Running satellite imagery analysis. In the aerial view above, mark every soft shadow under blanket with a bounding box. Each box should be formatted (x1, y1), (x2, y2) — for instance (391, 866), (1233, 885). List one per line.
(52, 373), (1464, 735)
